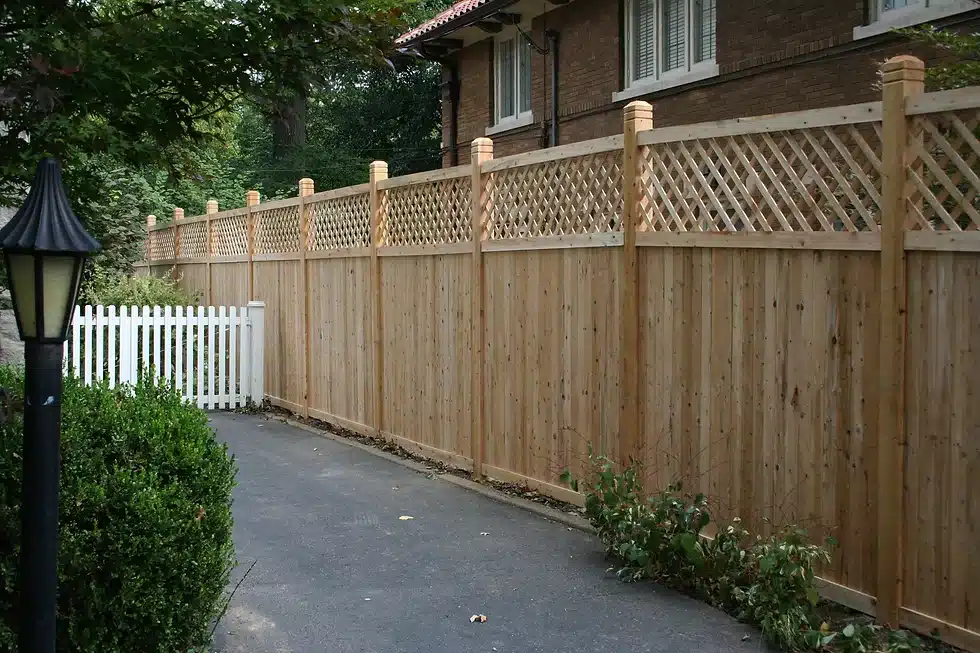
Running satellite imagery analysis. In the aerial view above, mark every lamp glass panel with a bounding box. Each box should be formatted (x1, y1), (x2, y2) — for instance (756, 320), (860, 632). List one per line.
(41, 255), (78, 339)
(8, 253), (37, 339)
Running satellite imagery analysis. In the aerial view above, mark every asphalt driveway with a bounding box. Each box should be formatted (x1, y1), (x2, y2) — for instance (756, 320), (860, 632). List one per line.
(210, 412), (768, 653)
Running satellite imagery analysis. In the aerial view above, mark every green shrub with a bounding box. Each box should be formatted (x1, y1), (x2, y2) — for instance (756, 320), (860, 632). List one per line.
(83, 268), (200, 308)
(563, 451), (831, 651)
(0, 367), (236, 653)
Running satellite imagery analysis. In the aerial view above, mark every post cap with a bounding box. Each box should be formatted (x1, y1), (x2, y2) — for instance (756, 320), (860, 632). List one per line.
(246, 190), (260, 206)
(173, 207), (185, 221)
(147, 214), (157, 227)
(206, 200), (219, 214)
(881, 55), (925, 84)
(299, 178), (315, 197)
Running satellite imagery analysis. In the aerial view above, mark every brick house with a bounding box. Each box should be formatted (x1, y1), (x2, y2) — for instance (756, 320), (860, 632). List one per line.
(396, 0), (980, 166)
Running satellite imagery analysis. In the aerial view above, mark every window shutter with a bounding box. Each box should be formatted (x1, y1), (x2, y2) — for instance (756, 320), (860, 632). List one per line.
(633, 0), (657, 81)
(662, 0), (686, 72)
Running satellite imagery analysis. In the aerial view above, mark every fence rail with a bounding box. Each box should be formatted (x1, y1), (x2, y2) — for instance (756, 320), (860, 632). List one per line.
(134, 56), (980, 652)
(66, 302), (265, 409)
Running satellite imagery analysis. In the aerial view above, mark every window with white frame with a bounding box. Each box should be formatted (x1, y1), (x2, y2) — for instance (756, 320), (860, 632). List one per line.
(494, 31), (533, 128)
(623, 0), (717, 94)
(856, 0), (978, 39)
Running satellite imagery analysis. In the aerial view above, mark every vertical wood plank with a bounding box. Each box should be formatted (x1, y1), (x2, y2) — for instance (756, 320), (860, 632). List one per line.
(141, 305), (151, 379)
(197, 305), (206, 409)
(230, 306), (239, 407)
(877, 55), (924, 627)
(370, 161), (388, 435)
(246, 190), (260, 301)
(164, 305), (173, 385)
(83, 305), (93, 386)
(621, 101), (653, 463)
(176, 305), (184, 396)
(208, 305), (217, 409)
(206, 199), (217, 306)
(72, 305), (81, 378)
(471, 138), (493, 479)
(153, 305), (162, 382)
(95, 305), (105, 382)
(108, 305), (117, 387)
(219, 305), (228, 408)
(116, 306), (126, 385)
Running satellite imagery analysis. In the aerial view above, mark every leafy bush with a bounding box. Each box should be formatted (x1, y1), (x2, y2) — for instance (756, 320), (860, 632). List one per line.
(83, 268), (200, 308)
(0, 367), (236, 653)
(563, 452), (832, 651)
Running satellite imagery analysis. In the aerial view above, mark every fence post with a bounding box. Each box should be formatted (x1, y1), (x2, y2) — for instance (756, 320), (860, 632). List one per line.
(247, 300), (266, 406)
(299, 178), (314, 418)
(246, 190), (260, 301)
(205, 199), (218, 306)
(470, 138), (493, 479)
(620, 101), (653, 465)
(369, 161), (388, 438)
(172, 207), (184, 284)
(146, 215), (156, 265)
(877, 55), (923, 628)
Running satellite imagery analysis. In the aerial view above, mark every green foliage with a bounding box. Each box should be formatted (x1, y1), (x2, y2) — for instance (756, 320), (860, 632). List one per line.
(83, 269), (200, 307)
(0, 367), (237, 653)
(562, 453), (922, 652)
(899, 20), (980, 90)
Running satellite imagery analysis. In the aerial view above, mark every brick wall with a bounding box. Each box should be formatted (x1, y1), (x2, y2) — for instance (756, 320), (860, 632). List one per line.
(441, 0), (978, 166)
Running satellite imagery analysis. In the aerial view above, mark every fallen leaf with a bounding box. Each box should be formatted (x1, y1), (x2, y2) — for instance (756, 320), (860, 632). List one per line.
(399, 516), (414, 521)
(480, 532), (490, 536)
(470, 614), (487, 623)
(313, 447), (318, 451)
(364, 598), (371, 601)
(741, 635), (750, 642)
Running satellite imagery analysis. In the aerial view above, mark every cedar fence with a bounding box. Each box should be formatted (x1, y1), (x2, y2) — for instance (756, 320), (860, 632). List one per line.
(135, 56), (980, 650)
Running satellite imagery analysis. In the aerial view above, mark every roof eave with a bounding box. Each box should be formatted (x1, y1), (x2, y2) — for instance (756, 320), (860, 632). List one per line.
(395, 0), (518, 51)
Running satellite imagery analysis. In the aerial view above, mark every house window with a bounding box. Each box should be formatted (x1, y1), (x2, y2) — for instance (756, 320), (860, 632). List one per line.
(855, 0), (978, 40)
(622, 0), (717, 96)
(493, 32), (533, 130)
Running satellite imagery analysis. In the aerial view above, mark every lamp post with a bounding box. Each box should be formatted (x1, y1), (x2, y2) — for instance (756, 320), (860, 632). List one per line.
(0, 158), (100, 653)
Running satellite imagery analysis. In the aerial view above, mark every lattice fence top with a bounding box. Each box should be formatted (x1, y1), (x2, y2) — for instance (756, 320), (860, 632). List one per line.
(253, 203), (300, 254)
(149, 228), (176, 260)
(381, 177), (471, 246)
(308, 192), (371, 250)
(178, 221), (209, 259)
(638, 123), (883, 233)
(487, 150), (624, 239)
(211, 213), (249, 257)
(908, 108), (980, 231)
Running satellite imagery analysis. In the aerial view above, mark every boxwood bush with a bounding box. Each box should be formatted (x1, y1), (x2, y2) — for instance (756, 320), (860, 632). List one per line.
(0, 367), (236, 653)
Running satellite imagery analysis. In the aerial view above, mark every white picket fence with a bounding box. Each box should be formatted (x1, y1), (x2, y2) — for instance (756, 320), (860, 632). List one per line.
(65, 301), (265, 409)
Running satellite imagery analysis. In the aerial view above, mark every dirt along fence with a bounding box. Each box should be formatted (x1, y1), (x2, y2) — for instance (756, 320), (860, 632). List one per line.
(134, 56), (980, 650)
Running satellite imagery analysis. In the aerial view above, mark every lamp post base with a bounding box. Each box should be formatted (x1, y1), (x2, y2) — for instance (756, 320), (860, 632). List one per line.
(19, 341), (64, 653)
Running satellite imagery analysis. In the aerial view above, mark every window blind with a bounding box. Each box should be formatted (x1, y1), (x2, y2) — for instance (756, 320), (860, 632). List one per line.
(498, 38), (516, 119)
(662, 0), (686, 72)
(696, 0), (716, 62)
(633, 0), (657, 80)
(519, 36), (532, 114)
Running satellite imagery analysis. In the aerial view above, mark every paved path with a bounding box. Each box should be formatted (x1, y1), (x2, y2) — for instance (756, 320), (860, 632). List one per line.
(210, 412), (768, 653)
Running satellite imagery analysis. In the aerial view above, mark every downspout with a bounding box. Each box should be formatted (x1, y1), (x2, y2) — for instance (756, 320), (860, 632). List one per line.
(446, 61), (461, 166)
(546, 30), (560, 147)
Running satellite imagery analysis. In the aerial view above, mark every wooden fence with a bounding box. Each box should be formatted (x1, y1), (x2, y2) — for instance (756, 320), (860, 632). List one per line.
(135, 56), (980, 651)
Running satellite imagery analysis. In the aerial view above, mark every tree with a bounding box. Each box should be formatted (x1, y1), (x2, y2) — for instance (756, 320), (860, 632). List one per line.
(0, 0), (413, 280)
(900, 1), (980, 89)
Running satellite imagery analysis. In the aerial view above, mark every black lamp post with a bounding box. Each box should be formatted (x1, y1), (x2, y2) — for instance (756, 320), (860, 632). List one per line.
(0, 158), (100, 653)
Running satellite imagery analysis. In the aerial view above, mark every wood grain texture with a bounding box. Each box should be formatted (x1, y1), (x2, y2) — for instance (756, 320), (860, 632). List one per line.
(904, 252), (980, 631)
(483, 248), (622, 486)
(638, 248), (881, 596)
(307, 257), (376, 428)
(380, 254), (473, 459)
(209, 263), (250, 307)
(253, 261), (304, 407)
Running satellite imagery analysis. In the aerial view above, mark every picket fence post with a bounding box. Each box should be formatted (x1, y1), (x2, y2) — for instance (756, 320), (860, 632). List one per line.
(369, 161), (388, 439)
(876, 54), (923, 628)
(620, 101), (653, 464)
(247, 300), (265, 406)
(470, 138), (493, 479)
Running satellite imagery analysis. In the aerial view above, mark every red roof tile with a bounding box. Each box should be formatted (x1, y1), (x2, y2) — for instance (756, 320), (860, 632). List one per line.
(396, 0), (494, 45)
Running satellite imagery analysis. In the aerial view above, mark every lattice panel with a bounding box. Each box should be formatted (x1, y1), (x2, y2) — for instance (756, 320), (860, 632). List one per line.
(908, 109), (980, 231)
(211, 214), (249, 257)
(149, 228), (175, 260)
(253, 204), (300, 254)
(178, 221), (209, 259)
(308, 193), (371, 250)
(638, 123), (883, 232)
(487, 151), (624, 239)
(381, 177), (471, 246)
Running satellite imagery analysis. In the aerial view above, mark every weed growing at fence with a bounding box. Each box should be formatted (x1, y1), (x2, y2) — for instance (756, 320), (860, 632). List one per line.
(561, 450), (925, 653)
